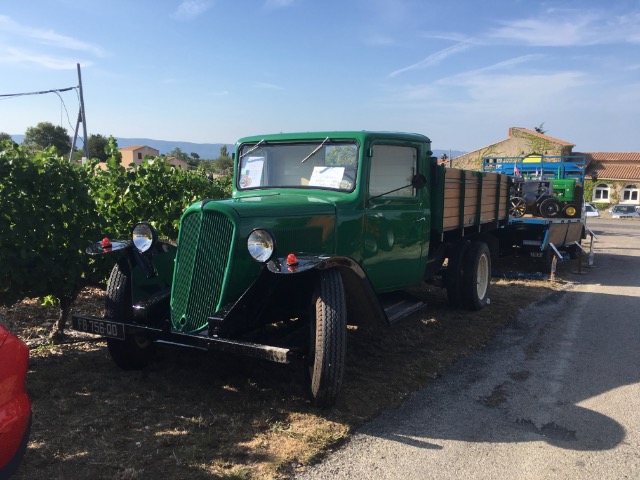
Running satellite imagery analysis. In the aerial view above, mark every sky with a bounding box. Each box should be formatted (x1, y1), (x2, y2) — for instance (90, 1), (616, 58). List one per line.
(1, 0), (639, 153)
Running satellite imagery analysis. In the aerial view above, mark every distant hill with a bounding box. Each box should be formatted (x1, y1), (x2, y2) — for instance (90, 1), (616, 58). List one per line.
(9, 135), (464, 161)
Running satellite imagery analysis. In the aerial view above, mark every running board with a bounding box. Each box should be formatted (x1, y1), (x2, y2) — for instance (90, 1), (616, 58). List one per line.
(379, 292), (427, 325)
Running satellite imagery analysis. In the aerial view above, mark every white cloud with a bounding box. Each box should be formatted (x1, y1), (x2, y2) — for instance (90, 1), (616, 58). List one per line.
(0, 15), (105, 56)
(264, 0), (295, 9)
(389, 41), (473, 78)
(0, 47), (90, 69)
(488, 11), (640, 47)
(364, 34), (395, 46)
(173, 0), (212, 20)
(253, 82), (284, 90)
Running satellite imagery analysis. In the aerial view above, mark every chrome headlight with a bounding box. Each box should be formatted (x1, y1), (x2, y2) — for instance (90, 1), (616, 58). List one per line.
(247, 229), (275, 263)
(132, 222), (156, 253)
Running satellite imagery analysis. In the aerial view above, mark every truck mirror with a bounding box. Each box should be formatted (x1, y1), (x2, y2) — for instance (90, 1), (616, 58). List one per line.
(412, 174), (427, 190)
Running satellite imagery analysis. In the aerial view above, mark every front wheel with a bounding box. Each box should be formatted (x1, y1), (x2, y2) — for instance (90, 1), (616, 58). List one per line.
(105, 262), (155, 370)
(308, 269), (347, 407)
(461, 241), (491, 311)
(563, 204), (578, 218)
(509, 197), (527, 217)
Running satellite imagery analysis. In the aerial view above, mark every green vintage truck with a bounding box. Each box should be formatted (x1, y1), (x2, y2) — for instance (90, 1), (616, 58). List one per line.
(72, 131), (509, 406)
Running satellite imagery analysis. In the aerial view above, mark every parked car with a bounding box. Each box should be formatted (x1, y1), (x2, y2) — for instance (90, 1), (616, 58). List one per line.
(0, 318), (31, 479)
(609, 204), (640, 219)
(584, 202), (600, 217)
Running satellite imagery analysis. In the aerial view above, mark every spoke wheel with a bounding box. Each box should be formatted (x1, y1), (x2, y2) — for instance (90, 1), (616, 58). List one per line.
(509, 197), (527, 217)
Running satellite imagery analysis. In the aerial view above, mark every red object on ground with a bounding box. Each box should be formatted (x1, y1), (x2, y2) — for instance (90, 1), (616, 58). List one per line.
(0, 321), (32, 478)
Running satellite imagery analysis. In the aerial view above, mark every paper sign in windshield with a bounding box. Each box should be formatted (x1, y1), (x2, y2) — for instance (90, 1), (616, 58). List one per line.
(239, 156), (264, 188)
(309, 166), (345, 189)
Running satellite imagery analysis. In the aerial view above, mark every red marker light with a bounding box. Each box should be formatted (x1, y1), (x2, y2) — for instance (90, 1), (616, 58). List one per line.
(101, 237), (112, 248)
(286, 253), (298, 266)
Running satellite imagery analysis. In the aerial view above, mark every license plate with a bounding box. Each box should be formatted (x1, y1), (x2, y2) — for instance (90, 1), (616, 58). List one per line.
(72, 317), (125, 339)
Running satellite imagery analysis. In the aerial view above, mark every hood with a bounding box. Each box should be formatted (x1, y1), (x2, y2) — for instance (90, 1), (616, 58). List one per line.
(223, 192), (337, 218)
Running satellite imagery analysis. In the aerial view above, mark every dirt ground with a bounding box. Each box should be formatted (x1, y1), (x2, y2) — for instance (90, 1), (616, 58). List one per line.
(1, 255), (575, 480)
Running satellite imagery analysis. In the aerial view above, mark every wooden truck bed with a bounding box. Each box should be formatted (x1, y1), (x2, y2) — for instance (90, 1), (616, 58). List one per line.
(432, 167), (510, 234)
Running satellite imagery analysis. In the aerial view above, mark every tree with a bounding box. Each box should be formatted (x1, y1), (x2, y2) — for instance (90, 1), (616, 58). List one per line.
(23, 122), (72, 155)
(190, 152), (200, 161)
(214, 145), (233, 174)
(88, 134), (110, 162)
(168, 146), (189, 162)
(0, 132), (13, 143)
(534, 123), (547, 134)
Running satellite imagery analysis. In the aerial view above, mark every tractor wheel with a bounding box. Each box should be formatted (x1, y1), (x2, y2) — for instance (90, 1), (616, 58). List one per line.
(539, 198), (562, 218)
(461, 241), (491, 311)
(563, 204), (579, 218)
(105, 262), (155, 370)
(445, 240), (469, 308)
(308, 269), (347, 407)
(509, 197), (527, 217)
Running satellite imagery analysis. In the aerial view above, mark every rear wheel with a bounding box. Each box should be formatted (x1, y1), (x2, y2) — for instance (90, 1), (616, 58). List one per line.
(105, 262), (155, 370)
(308, 269), (347, 407)
(461, 241), (491, 311)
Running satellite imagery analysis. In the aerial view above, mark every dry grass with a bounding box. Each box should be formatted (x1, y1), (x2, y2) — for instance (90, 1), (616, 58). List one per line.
(1, 256), (575, 480)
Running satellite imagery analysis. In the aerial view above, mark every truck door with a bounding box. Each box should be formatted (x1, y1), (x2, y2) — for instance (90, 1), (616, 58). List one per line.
(362, 144), (427, 291)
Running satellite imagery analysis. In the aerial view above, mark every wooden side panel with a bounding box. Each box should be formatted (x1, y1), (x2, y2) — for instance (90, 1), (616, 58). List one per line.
(441, 168), (509, 231)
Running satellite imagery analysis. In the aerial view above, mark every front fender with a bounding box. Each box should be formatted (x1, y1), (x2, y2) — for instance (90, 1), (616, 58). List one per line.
(214, 255), (388, 338)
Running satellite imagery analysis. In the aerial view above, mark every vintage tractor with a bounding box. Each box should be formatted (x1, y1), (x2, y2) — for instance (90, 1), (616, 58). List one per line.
(509, 178), (581, 219)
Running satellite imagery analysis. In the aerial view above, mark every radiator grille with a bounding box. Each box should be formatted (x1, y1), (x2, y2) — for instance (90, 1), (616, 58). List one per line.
(170, 211), (234, 333)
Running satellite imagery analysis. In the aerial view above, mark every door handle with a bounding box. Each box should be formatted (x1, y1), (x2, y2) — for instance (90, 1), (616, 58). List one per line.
(416, 217), (426, 222)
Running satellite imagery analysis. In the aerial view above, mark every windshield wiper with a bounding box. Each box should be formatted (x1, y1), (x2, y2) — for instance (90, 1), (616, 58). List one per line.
(240, 139), (266, 158)
(301, 137), (330, 163)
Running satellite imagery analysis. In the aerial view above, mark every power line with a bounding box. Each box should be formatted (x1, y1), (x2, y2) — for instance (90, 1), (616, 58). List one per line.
(0, 86), (77, 99)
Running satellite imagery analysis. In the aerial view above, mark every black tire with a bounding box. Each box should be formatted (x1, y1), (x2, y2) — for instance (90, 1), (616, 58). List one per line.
(105, 262), (155, 370)
(509, 197), (527, 217)
(445, 241), (469, 308)
(539, 198), (561, 218)
(308, 269), (347, 407)
(461, 241), (491, 311)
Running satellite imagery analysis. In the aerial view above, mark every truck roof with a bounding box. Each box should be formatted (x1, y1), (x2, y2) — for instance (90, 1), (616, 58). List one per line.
(235, 131), (432, 145)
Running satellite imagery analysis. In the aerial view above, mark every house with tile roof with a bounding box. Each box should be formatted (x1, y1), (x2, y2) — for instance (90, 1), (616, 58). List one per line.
(116, 145), (189, 171)
(579, 152), (640, 206)
(452, 128), (640, 207)
(118, 145), (161, 168)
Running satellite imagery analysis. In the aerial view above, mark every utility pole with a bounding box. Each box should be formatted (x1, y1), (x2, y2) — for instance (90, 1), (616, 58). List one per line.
(69, 63), (89, 162)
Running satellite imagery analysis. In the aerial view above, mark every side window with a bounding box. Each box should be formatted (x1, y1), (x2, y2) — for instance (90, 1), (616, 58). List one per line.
(593, 183), (610, 201)
(369, 145), (417, 197)
(622, 184), (638, 202)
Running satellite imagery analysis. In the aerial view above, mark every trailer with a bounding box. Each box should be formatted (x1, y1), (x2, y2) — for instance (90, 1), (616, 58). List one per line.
(482, 154), (587, 261)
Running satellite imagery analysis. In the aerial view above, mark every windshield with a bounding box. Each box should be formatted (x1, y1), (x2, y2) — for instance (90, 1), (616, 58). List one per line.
(238, 141), (359, 192)
(613, 205), (636, 213)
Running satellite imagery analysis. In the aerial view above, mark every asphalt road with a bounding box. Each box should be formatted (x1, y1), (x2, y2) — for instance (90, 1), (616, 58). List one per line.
(298, 218), (640, 480)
